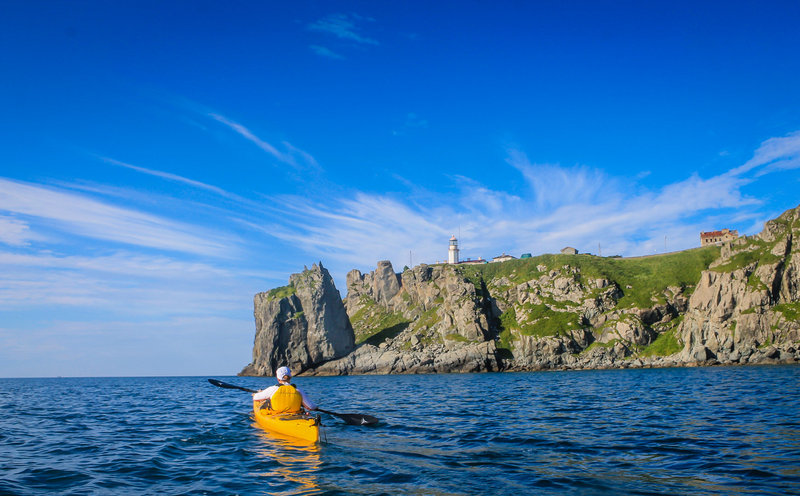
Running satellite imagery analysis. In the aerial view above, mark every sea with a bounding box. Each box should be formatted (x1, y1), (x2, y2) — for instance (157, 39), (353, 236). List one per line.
(1, 365), (799, 495)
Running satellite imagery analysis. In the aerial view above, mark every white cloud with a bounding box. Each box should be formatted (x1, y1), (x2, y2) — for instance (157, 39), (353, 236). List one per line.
(506, 149), (616, 209)
(728, 130), (800, 177)
(0, 250), (232, 279)
(0, 178), (233, 256)
(100, 156), (241, 199)
(0, 216), (35, 246)
(0, 254), (246, 310)
(209, 113), (320, 171)
(308, 13), (378, 45)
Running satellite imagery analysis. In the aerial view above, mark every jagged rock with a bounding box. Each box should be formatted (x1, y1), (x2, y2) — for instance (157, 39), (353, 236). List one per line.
(593, 314), (655, 347)
(306, 340), (499, 375)
(239, 262), (354, 376)
(678, 204), (800, 365)
(345, 260), (400, 310)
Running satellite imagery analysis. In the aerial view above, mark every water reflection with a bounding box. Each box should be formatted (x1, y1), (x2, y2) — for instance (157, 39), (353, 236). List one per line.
(251, 422), (322, 496)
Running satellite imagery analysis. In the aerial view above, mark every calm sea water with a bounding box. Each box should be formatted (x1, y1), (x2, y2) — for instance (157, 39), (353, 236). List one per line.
(1, 366), (799, 495)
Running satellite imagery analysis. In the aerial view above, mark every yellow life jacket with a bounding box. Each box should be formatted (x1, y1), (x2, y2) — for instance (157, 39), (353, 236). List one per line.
(268, 384), (303, 413)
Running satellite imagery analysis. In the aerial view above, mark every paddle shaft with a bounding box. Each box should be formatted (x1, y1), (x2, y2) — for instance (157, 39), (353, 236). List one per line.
(207, 378), (257, 393)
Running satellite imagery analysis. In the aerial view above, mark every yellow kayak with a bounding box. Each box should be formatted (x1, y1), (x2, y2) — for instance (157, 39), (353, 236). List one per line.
(252, 401), (321, 443)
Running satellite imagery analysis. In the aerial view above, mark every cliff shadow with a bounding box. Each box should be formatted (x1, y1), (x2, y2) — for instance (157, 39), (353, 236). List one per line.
(362, 322), (411, 347)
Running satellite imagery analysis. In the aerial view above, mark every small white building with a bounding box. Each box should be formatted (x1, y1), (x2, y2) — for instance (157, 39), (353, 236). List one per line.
(491, 253), (516, 263)
(561, 247), (578, 255)
(448, 235), (460, 264)
(460, 257), (487, 265)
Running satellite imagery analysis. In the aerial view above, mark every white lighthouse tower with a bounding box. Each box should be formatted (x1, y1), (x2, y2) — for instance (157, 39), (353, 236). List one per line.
(448, 235), (460, 264)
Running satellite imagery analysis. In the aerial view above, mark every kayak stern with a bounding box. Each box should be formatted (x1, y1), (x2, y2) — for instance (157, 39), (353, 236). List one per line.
(252, 401), (321, 443)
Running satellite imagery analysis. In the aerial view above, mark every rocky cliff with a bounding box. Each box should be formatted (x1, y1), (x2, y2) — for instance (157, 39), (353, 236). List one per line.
(242, 205), (800, 377)
(677, 205), (800, 365)
(239, 262), (355, 376)
(311, 261), (499, 375)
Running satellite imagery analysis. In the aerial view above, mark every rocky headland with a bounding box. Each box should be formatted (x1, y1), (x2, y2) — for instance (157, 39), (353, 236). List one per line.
(239, 204), (800, 377)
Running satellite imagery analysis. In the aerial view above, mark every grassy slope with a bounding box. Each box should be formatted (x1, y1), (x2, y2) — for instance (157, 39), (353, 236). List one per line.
(348, 246), (722, 356)
(456, 247), (720, 356)
(349, 296), (411, 345)
(459, 246), (720, 309)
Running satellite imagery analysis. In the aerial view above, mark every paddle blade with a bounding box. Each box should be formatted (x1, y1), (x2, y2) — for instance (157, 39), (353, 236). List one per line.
(208, 378), (258, 393)
(317, 408), (379, 426)
(339, 413), (379, 426)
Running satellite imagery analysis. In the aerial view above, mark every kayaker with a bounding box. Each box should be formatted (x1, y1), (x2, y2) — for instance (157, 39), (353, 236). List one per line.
(252, 366), (317, 413)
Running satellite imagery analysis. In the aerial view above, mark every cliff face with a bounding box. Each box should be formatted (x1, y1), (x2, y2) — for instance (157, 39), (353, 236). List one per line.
(239, 262), (355, 376)
(311, 262), (498, 375)
(678, 205), (800, 364)
(242, 205), (800, 377)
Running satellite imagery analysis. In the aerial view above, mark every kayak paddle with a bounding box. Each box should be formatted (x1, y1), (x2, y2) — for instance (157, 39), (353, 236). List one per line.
(208, 379), (379, 425)
(316, 408), (379, 426)
(208, 378), (257, 393)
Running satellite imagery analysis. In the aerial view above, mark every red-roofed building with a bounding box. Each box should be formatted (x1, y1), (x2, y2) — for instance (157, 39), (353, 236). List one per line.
(700, 228), (739, 246)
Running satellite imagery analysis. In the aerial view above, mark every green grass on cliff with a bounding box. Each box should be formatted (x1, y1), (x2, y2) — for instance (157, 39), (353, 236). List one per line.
(711, 238), (782, 273)
(458, 246), (720, 309)
(362, 320), (410, 346)
(498, 304), (582, 338)
(580, 339), (617, 354)
(640, 327), (683, 357)
(410, 307), (440, 332)
(773, 302), (800, 322)
(350, 297), (412, 345)
(266, 284), (296, 300)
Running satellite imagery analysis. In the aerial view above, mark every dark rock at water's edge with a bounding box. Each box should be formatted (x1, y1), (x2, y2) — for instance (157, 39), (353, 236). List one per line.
(241, 204), (800, 377)
(238, 262), (355, 376)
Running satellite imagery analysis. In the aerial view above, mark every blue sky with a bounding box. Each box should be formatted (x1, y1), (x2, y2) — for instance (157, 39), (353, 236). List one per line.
(2, 1), (799, 377)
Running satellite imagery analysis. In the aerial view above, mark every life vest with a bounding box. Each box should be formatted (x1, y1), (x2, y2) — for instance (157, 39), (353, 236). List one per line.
(267, 384), (303, 413)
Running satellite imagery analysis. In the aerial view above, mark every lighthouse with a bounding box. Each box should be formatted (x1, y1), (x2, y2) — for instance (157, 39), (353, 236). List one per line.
(448, 235), (460, 264)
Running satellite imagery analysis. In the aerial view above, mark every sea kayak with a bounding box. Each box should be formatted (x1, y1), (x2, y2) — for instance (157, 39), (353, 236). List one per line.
(252, 401), (321, 443)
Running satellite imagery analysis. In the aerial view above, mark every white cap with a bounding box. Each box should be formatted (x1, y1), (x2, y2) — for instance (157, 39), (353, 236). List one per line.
(276, 366), (292, 382)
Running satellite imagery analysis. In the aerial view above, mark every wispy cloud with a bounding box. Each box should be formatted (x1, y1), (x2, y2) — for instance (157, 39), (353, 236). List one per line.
(0, 173), (273, 376)
(0, 260), (247, 311)
(727, 130), (800, 177)
(209, 113), (320, 171)
(506, 150), (615, 209)
(100, 156), (239, 199)
(310, 45), (344, 60)
(0, 250), (233, 280)
(257, 193), (448, 276)
(0, 215), (35, 246)
(0, 178), (232, 256)
(253, 131), (800, 281)
(308, 13), (378, 45)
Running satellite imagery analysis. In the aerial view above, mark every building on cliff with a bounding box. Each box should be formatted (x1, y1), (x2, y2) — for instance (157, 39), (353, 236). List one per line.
(448, 235), (460, 264)
(459, 257), (487, 265)
(491, 253), (516, 263)
(441, 236), (487, 265)
(700, 228), (739, 246)
(561, 247), (579, 255)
